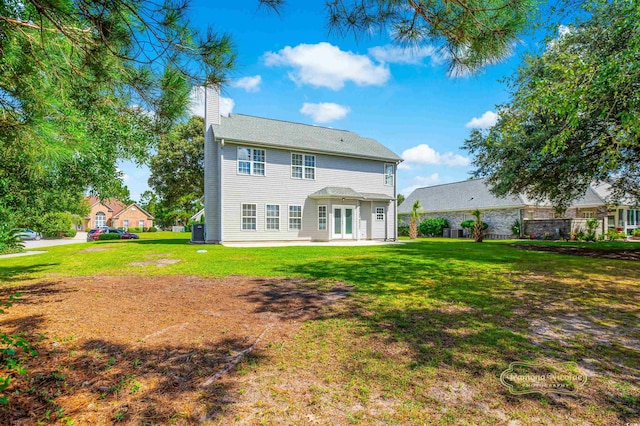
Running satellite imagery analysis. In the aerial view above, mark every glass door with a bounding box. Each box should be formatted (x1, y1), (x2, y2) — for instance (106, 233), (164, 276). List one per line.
(333, 206), (355, 239)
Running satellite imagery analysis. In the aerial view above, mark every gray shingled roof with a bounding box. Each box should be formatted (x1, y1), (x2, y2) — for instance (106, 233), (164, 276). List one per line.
(398, 178), (607, 214)
(309, 187), (394, 201)
(212, 114), (401, 162)
(399, 179), (525, 214)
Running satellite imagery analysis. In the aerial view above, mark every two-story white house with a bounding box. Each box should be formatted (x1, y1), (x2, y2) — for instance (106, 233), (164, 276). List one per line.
(202, 87), (402, 243)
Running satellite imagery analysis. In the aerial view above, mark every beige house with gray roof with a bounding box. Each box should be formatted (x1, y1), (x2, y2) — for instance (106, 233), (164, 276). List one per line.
(202, 87), (402, 243)
(399, 178), (611, 238)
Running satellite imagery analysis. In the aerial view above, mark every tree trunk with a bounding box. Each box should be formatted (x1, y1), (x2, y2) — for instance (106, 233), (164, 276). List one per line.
(409, 219), (418, 239)
(473, 222), (484, 242)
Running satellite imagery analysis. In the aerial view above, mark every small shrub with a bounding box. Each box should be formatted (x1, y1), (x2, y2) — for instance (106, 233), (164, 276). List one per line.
(128, 227), (142, 233)
(97, 233), (122, 241)
(418, 218), (450, 237)
(511, 219), (522, 237)
(397, 225), (410, 237)
(0, 224), (24, 254)
(461, 220), (488, 230)
(584, 218), (599, 242)
(633, 229), (640, 237)
(606, 229), (625, 241)
(63, 229), (77, 238)
(148, 227), (158, 232)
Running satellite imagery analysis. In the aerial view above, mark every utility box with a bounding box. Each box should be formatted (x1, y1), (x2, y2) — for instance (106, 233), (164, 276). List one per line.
(191, 224), (205, 243)
(442, 228), (451, 238)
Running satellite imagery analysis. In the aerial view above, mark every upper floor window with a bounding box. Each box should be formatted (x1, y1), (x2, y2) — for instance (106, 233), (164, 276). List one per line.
(292, 153), (315, 180)
(582, 211), (594, 219)
(238, 147), (265, 176)
(384, 163), (394, 186)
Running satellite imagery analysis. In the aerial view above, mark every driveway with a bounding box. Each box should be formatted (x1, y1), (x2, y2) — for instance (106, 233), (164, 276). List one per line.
(23, 232), (88, 249)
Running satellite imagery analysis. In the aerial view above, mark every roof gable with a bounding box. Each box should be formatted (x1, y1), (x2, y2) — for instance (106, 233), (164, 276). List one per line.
(212, 114), (401, 162)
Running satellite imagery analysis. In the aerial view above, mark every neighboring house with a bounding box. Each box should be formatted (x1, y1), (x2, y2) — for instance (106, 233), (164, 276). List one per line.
(202, 87), (402, 243)
(190, 208), (205, 223)
(591, 182), (640, 234)
(399, 178), (608, 238)
(84, 197), (154, 230)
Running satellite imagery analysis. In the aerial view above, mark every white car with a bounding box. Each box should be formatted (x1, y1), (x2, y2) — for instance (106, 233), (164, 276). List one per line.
(16, 228), (42, 241)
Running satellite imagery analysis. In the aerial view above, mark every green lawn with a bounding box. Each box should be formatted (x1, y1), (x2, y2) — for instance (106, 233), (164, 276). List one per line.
(1, 232), (639, 424)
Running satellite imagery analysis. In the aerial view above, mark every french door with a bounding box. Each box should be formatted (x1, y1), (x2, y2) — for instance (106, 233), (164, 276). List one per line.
(333, 206), (354, 239)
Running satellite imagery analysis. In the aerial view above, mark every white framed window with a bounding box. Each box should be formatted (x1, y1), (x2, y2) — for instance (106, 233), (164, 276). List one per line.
(241, 203), (257, 230)
(266, 204), (280, 231)
(291, 153), (315, 180)
(318, 205), (327, 230)
(139, 220), (145, 228)
(628, 209), (639, 226)
(582, 211), (594, 219)
(123, 220), (129, 228)
(289, 205), (302, 230)
(238, 147), (266, 176)
(384, 163), (394, 186)
(375, 207), (385, 221)
(95, 212), (106, 228)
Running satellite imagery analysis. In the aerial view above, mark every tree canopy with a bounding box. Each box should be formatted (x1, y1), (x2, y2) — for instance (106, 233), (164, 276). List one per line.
(262, 0), (535, 76)
(148, 115), (204, 226)
(0, 0), (234, 224)
(464, 0), (640, 207)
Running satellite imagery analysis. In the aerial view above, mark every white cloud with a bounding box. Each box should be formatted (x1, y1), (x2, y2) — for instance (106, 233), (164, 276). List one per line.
(189, 86), (234, 117)
(300, 102), (350, 123)
(230, 75), (262, 92)
(220, 97), (235, 117)
(401, 144), (470, 167)
(397, 162), (412, 170)
(400, 173), (442, 195)
(465, 110), (498, 129)
(116, 167), (130, 182)
(368, 44), (445, 65)
(264, 42), (390, 90)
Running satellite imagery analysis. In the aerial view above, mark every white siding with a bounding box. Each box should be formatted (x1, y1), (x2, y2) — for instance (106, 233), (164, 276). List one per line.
(204, 129), (221, 242)
(220, 142), (395, 241)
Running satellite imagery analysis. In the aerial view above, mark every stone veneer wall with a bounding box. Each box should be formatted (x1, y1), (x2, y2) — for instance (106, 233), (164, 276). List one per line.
(399, 208), (521, 238)
(523, 218), (604, 239)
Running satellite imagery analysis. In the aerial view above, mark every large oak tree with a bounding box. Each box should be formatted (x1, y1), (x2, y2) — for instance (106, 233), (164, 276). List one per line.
(464, 0), (640, 207)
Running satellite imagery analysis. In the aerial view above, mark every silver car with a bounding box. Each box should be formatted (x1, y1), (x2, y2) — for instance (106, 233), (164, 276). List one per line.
(16, 228), (42, 241)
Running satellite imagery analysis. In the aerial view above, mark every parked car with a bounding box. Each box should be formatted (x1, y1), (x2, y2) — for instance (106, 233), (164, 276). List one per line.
(87, 228), (101, 241)
(15, 228), (42, 241)
(116, 229), (139, 239)
(87, 228), (139, 241)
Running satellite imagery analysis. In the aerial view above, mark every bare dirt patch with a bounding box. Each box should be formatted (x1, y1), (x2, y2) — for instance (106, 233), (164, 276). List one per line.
(0, 275), (350, 424)
(128, 258), (181, 267)
(511, 243), (640, 261)
(79, 247), (113, 253)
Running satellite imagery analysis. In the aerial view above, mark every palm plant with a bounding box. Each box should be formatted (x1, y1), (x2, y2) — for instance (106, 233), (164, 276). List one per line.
(471, 209), (484, 243)
(409, 201), (422, 239)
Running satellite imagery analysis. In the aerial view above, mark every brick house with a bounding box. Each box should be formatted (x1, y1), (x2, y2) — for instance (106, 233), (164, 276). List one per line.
(83, 197), (154, 230)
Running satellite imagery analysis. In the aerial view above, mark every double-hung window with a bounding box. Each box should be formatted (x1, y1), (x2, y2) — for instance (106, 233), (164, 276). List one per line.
(238, 147), (266, 176)
(318, 206), (327, 230)
(384, 163), (394, 186)
(289, 205), (302, 230)
(266, 204), (280, 231)
(375, 207), (385, 221)
(242, 203), (257, 230)
(291, 153), (315, 180)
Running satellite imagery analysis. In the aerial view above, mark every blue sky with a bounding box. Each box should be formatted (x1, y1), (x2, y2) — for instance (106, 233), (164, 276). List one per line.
(120, 0), (531, 201)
